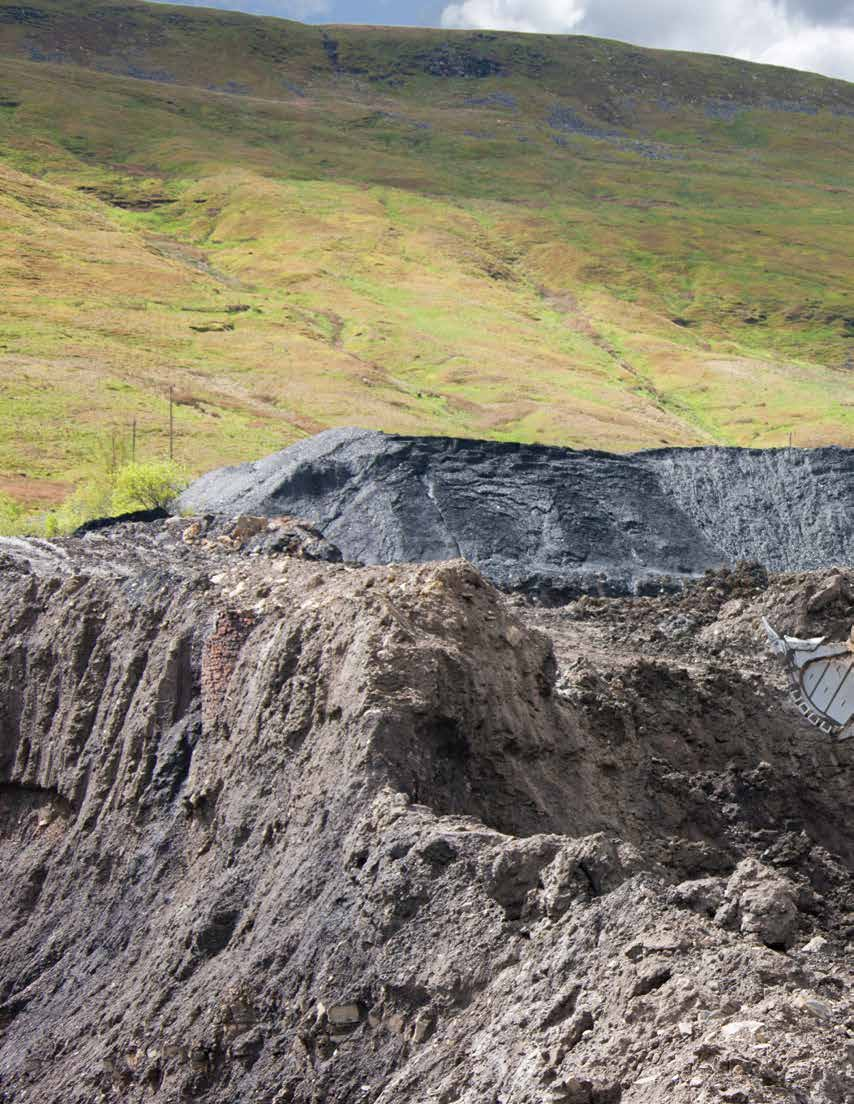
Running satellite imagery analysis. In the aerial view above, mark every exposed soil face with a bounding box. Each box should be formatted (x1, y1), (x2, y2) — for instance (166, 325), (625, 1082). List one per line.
(0, 519), (852, 1103)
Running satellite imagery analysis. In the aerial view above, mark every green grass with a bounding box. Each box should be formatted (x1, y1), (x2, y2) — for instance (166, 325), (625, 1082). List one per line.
(0, 0), (853, 522)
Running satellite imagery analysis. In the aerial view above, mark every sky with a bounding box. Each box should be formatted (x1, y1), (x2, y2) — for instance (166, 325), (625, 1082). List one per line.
(149, 0), (854, 81)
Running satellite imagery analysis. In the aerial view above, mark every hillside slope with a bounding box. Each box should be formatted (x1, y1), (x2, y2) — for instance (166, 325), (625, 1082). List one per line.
(1, 0), (853, 511)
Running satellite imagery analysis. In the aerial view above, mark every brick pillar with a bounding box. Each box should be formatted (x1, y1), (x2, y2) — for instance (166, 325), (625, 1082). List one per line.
(201, 610), (257, 734)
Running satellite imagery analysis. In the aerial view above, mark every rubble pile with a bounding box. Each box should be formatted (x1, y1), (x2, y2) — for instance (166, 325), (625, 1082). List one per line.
(0, 518), (851, 1103)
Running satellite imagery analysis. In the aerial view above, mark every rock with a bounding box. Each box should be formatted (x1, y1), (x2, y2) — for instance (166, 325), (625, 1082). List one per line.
(557, 1076), (593, 1103)
(631, 960), (672, 998)
(717, 859), (799, 949)
(229, 1027), (264, 1060)
(806, 571), (854, 612)
(800, 935), (830, 954)
(327, 1003), (362, 1027)
(485, 837), (561, 921)
(562, 1009), (594, 1050)
(720, 1020), (767, 1041)
(669, 876), (726, 918)
(791, 993), (834, 1021)
(412, 1012), (433, 1044)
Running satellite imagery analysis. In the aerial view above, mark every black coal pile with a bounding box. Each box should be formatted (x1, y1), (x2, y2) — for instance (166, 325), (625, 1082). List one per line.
(177, 429), (854, 600)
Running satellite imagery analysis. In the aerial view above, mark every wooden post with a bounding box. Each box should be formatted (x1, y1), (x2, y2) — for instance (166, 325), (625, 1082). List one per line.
(169, 386), (174, 461)
(131, 417), (137, 463)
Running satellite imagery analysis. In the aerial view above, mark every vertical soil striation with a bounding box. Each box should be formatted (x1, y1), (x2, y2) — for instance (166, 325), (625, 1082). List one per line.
(0, 519), (852, 1102)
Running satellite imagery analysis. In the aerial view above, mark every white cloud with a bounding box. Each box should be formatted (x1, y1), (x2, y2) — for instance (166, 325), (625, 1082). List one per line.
(441, 0), (585, 33)
(756, 25), (854, 79)
(438, 0), (854, 82)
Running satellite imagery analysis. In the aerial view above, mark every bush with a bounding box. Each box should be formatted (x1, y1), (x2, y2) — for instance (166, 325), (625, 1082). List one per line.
(52, 478), (114, 534)
(0, 493), (22, 537)
(111, 460), (188, 513)
(2, 460), (190, 539)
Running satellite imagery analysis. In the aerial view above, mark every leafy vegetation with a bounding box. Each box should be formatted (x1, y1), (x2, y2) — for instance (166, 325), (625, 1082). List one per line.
(0, 0), (853, 523)
(111, 460), (188, 513)
(39, 459), (188, 535)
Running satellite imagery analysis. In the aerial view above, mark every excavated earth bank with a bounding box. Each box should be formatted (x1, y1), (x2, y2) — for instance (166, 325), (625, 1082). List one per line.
(0, 516), (853, 1104)
(177, 428), (854, 600)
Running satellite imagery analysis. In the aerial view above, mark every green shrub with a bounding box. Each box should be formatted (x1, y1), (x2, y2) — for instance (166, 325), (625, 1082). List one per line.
(0, 493), (22, 537)
(3, 459), (190, 539)
(111, 460), (188, 513)
(52, 478), (114, 534)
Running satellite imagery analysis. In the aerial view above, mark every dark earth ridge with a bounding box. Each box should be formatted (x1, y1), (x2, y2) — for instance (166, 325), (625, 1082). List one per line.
(178, 428), (854, 600)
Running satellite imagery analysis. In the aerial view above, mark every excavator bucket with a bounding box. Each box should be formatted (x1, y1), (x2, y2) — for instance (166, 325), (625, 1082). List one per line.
(763, 618), (854, 739)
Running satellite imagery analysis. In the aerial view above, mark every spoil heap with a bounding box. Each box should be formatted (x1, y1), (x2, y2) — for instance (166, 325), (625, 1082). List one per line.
(178, 429), (854, 600)
(0, 517), (851, 1102)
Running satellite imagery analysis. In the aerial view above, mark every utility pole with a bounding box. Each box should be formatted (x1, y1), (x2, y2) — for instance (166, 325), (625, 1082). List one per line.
(169, 386), (174, 461)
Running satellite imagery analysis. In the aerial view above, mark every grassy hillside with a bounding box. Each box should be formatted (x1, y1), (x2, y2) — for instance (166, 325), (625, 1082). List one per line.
(1, 0), (853, 520)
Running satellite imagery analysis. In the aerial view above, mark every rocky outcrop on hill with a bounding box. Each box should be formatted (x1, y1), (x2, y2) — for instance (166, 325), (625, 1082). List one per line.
(177, 429), (854, 600)
(0, 517), (852, 1103)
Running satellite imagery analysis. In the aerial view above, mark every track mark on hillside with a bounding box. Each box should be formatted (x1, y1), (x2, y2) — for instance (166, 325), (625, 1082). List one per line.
(144, 236), (247, 290)
(540, 288), (718, 443)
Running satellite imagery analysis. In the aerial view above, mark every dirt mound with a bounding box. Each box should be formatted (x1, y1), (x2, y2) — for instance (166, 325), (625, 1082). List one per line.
(0, 522), (852, 1103)
(177, 429), (854, 599)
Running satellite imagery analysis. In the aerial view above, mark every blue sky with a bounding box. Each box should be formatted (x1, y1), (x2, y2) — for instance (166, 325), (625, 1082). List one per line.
(147, 0), (854, 81)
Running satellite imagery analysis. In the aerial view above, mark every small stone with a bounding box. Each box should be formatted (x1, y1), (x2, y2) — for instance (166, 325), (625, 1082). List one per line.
(792, 995), (833, 1021)
(720, 1020), (766, 1041)
(677, 1021), (693, 1037)
(327, 1003), (361, 1027)
(800, 936), (829, 954)
(412, 1012), (433, 1044)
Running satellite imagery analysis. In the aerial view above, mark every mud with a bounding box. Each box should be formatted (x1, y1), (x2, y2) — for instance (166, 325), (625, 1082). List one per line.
(0, 518), (851, 1103)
